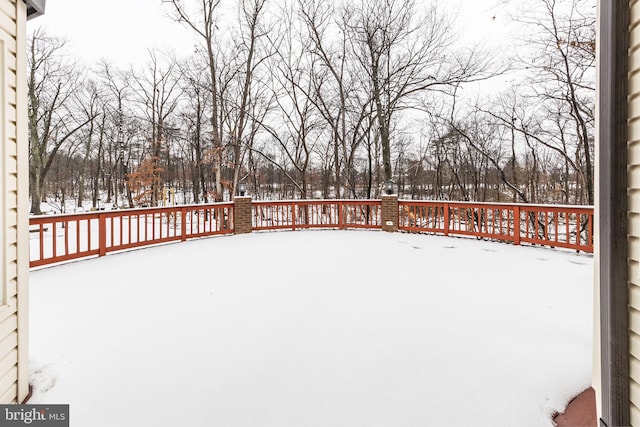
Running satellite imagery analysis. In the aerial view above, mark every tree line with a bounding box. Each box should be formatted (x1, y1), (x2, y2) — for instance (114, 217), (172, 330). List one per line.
(27, 0), (594, 214)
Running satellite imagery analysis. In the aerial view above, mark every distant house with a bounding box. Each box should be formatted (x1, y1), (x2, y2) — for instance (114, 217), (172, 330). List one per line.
(0, 0), (44, 404)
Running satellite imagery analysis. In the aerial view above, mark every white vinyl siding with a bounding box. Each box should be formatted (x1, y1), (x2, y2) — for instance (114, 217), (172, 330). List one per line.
(0, 0), (26, 404)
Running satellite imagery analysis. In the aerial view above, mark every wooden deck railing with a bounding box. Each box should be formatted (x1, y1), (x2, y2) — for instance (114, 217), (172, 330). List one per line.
(29, 199), (593, 268)
(398, 201), (593, 253)
(252, 199), (382, 231)
(29, 203), (234, 268)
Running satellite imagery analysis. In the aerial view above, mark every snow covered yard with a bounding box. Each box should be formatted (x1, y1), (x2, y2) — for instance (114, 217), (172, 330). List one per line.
(28, 230), (593, 427)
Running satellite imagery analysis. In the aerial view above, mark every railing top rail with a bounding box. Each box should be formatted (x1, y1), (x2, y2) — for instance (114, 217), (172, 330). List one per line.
(29, 201), (236, 220)
(30, 212), (101, 222)
(252, 199), (382, 205)
(399, 199), (594, 211)
(30, 200), (594, 222)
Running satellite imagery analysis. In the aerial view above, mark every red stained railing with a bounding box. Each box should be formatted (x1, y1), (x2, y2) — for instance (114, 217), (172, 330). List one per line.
(252, 199), (382, 231)
(398, 201), (593, 253)
(29, 199), (593, 268)
(29, 203), (234, 268)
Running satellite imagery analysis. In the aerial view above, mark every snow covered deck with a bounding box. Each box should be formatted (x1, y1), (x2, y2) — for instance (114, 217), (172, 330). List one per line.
(28, 230), (593, 427)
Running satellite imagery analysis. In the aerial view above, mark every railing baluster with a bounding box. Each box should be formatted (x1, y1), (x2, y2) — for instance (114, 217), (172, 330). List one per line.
(76, 219), (81, 254)
(514, 205), (521, 246)
(181, 208), (187, 241)
(292, 203), (296, 230)
(52, 222), (57, 259)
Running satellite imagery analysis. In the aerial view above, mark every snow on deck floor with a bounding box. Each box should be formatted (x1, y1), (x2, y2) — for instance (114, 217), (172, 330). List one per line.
(28, 230), (593, 427)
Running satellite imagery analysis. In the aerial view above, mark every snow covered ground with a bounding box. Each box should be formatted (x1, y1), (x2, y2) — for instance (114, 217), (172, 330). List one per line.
(28, 230), (593, 427)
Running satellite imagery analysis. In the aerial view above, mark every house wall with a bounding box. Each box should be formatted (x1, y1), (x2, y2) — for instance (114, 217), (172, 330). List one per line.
(0, 0), (28, 404)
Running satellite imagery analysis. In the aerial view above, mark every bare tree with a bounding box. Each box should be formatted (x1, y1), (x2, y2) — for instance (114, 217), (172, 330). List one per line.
(178, 56), (212, 203)
(97, 62), (138, 208)
(346, 0), (490, 182)
(28, 29), (95, 214)
(130, 50), (182, 206)
(164, 0), (225, 200)
(298, 0), (350, 197)
(26, 0), (595, 207)
(299, 0), (379, 198)
(253, 3), (321, 199)
(75, 79), (105, 209)
(515, 0), (595, 204)
(223, 0), (270, 195)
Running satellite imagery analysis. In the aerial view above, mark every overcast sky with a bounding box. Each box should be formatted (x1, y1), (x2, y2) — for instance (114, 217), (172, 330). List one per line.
(28, 0), (521, 69)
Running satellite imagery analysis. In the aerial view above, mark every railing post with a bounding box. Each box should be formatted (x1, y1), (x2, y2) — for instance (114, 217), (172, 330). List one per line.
(513, 205), (521, 246)
(338, 201), (344, 229)
(99, 213), (107, 257)
(443, 203), (450, 236)
(233, 196), (253, 235)
(381, 195), (399, 232)
(291, 202), (296, 231)
(181, 207), (187, 241)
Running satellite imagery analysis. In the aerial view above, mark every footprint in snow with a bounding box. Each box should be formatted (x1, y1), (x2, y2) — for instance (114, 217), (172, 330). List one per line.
(443, 245), (456, 249)
(412, 246), (422, 250)
(567, 260), (586, 265)
(537, 257), (549, 262)
(29, 361), (57, 395)
(482, 248), (497, 252)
